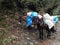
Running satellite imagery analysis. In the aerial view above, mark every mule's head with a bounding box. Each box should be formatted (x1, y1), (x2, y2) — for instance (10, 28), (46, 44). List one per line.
(17, 16), (23, 23)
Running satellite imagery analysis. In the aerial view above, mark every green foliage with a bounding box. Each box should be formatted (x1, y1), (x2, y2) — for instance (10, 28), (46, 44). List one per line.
(0, 0), (60, 45)
(0, 16), (7, 28)
(0, 28), (9, 45)
(0, 0), (60, 15)
(53, 5), (60, 15)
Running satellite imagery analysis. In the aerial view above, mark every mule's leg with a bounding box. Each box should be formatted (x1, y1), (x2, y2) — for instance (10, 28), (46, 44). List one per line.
(39, 28), (43, 40)
(46, 26), (51, 38)
(37, 23), (43, 40)
(50, 26), (56, 33)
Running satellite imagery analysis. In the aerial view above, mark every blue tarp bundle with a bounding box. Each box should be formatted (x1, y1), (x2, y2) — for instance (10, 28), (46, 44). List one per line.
(26, 12), (59, 27)
(26, 12), (38, 27)
(51, 16), (58, 23)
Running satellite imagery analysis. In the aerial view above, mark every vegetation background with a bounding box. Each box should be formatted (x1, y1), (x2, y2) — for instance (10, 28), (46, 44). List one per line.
(0, 0), (60, 45)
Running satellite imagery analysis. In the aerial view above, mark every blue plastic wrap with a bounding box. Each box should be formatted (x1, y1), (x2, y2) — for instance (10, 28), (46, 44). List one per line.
(26, 12), (38, 27)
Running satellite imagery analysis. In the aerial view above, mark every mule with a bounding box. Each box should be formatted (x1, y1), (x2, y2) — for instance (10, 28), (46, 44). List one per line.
(18, 15), (51, 40)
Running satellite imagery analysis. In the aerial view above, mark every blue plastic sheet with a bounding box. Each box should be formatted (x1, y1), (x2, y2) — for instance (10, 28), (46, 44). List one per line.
(26, 12), (38, 27)
(51, 16), (58, 23)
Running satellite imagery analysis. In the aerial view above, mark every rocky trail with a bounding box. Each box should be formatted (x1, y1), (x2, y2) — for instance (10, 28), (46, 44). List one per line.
(0, 15), (60, 45)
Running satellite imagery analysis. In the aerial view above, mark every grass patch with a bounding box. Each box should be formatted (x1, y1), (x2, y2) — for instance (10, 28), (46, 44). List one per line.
(0, 16), (8, 28)
(0, 28), (9, 45)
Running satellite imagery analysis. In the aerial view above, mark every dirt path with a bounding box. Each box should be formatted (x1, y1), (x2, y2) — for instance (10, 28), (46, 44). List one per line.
(4, 16), (60, 45)
(11, 21), (60, 45)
